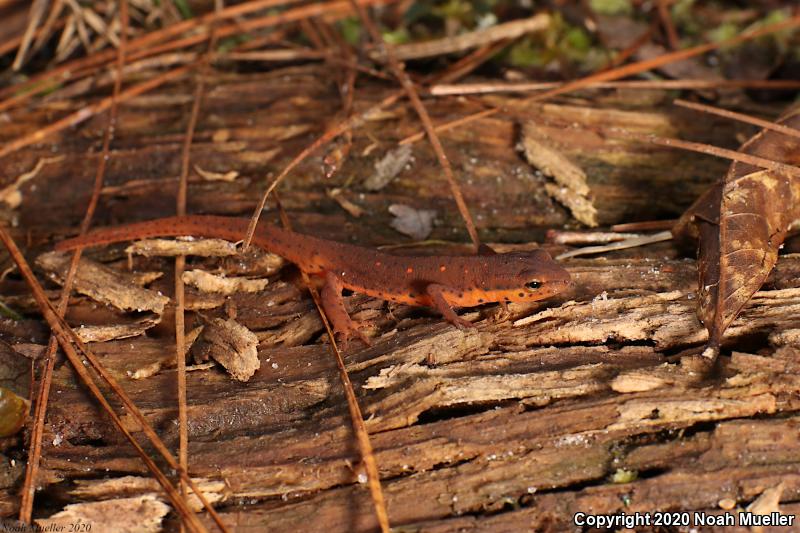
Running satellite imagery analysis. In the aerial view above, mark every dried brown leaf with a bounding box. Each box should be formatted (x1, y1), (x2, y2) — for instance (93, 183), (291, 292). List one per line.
(673, 105), (800, 349)
(0, 341), (30, 397)
(0, 386), (29, 437)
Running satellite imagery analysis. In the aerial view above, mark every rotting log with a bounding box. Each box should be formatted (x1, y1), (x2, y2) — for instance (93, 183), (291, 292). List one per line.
(0, 65), (797, 531)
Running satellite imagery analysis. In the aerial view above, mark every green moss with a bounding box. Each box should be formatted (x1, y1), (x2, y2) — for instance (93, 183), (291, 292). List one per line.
(0, 300), (21, 321)
(216, 35), (250, 54)
(611, 468), (638, 484)
(708, 21), (740, 44)
(338, 17), (362, 46)
(382, 27), (411, 45)
(431, 0), (474, 23)
(589, 0), (632, 16)
(171, 0), (194, 19)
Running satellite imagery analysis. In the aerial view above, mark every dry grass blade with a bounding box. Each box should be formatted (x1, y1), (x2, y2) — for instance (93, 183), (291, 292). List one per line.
(430, 79), (800, 96)
(556, 231), (673, 260)
(11, 0), (49, 70)
(387, 13), (549, 60)
(4, 235), (230, 530)
(173, 1), (222, 525)
(0, 0), (298, 103)
(0, 0), (393, 111)
(309, 284), (389, 532)
(649, 135), (800, 178)
(398, 108), (497, 146)
(28, 0), (66, 59)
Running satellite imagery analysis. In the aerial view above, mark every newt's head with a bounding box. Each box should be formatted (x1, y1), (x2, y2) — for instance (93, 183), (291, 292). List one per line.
(476, 249), (571, 304)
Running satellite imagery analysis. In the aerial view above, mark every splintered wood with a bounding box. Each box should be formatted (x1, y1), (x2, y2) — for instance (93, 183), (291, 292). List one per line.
(520, 121), (598, 226)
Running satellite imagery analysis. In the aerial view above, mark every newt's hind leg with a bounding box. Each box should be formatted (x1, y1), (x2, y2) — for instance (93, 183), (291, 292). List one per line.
(425, 283), (474, 329)
(320, 271), (371, 345)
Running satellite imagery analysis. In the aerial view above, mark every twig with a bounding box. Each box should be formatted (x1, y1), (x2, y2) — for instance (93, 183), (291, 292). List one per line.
(398, 107), (497, 145)
(674, 99), (800, 140)
(0, 0), (299, 104)
(382, 13), (550, 60)
(648, 134), (800, 178)
(0, 0), (395, 111)
(656, 0), (680, 50)
(556, 231), (674, 260)
(430, 79), (800, 96)
(603, 18), (658, 70)
(273, 192), (390, 533)
(611, 220), (676, 232)
(429, 39), (511, 85)
(173, 2), (223, 529)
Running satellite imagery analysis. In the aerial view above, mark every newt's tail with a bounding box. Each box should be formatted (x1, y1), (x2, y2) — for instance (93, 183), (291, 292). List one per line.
(56, 215), (254, 251)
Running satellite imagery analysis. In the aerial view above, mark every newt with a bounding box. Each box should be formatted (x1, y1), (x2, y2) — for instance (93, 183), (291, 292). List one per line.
(57, 215), (571, 342)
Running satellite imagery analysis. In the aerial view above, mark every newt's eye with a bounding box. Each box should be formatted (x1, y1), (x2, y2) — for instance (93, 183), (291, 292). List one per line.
(525, 280), (541, 290)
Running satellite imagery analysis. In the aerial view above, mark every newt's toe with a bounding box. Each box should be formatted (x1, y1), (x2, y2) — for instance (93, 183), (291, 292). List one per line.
(451, 316), (475, 330)
(335, 321), (373, 347)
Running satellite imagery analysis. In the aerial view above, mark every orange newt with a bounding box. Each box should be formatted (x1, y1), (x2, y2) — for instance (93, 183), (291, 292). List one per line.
(57, 215), (571, 342)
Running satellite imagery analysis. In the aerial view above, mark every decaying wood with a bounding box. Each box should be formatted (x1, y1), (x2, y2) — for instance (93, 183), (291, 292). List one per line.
(192, 318), (260, 382)
(1, 64), (798, 531)
(36, 251), (169, 315)
(36, 495), (171, 533)
(520, 121), (598, 226)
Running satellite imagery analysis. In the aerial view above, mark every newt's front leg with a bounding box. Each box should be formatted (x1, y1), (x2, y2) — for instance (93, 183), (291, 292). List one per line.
(320, 271), (371, 345)
(425, 283), (474, 330)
